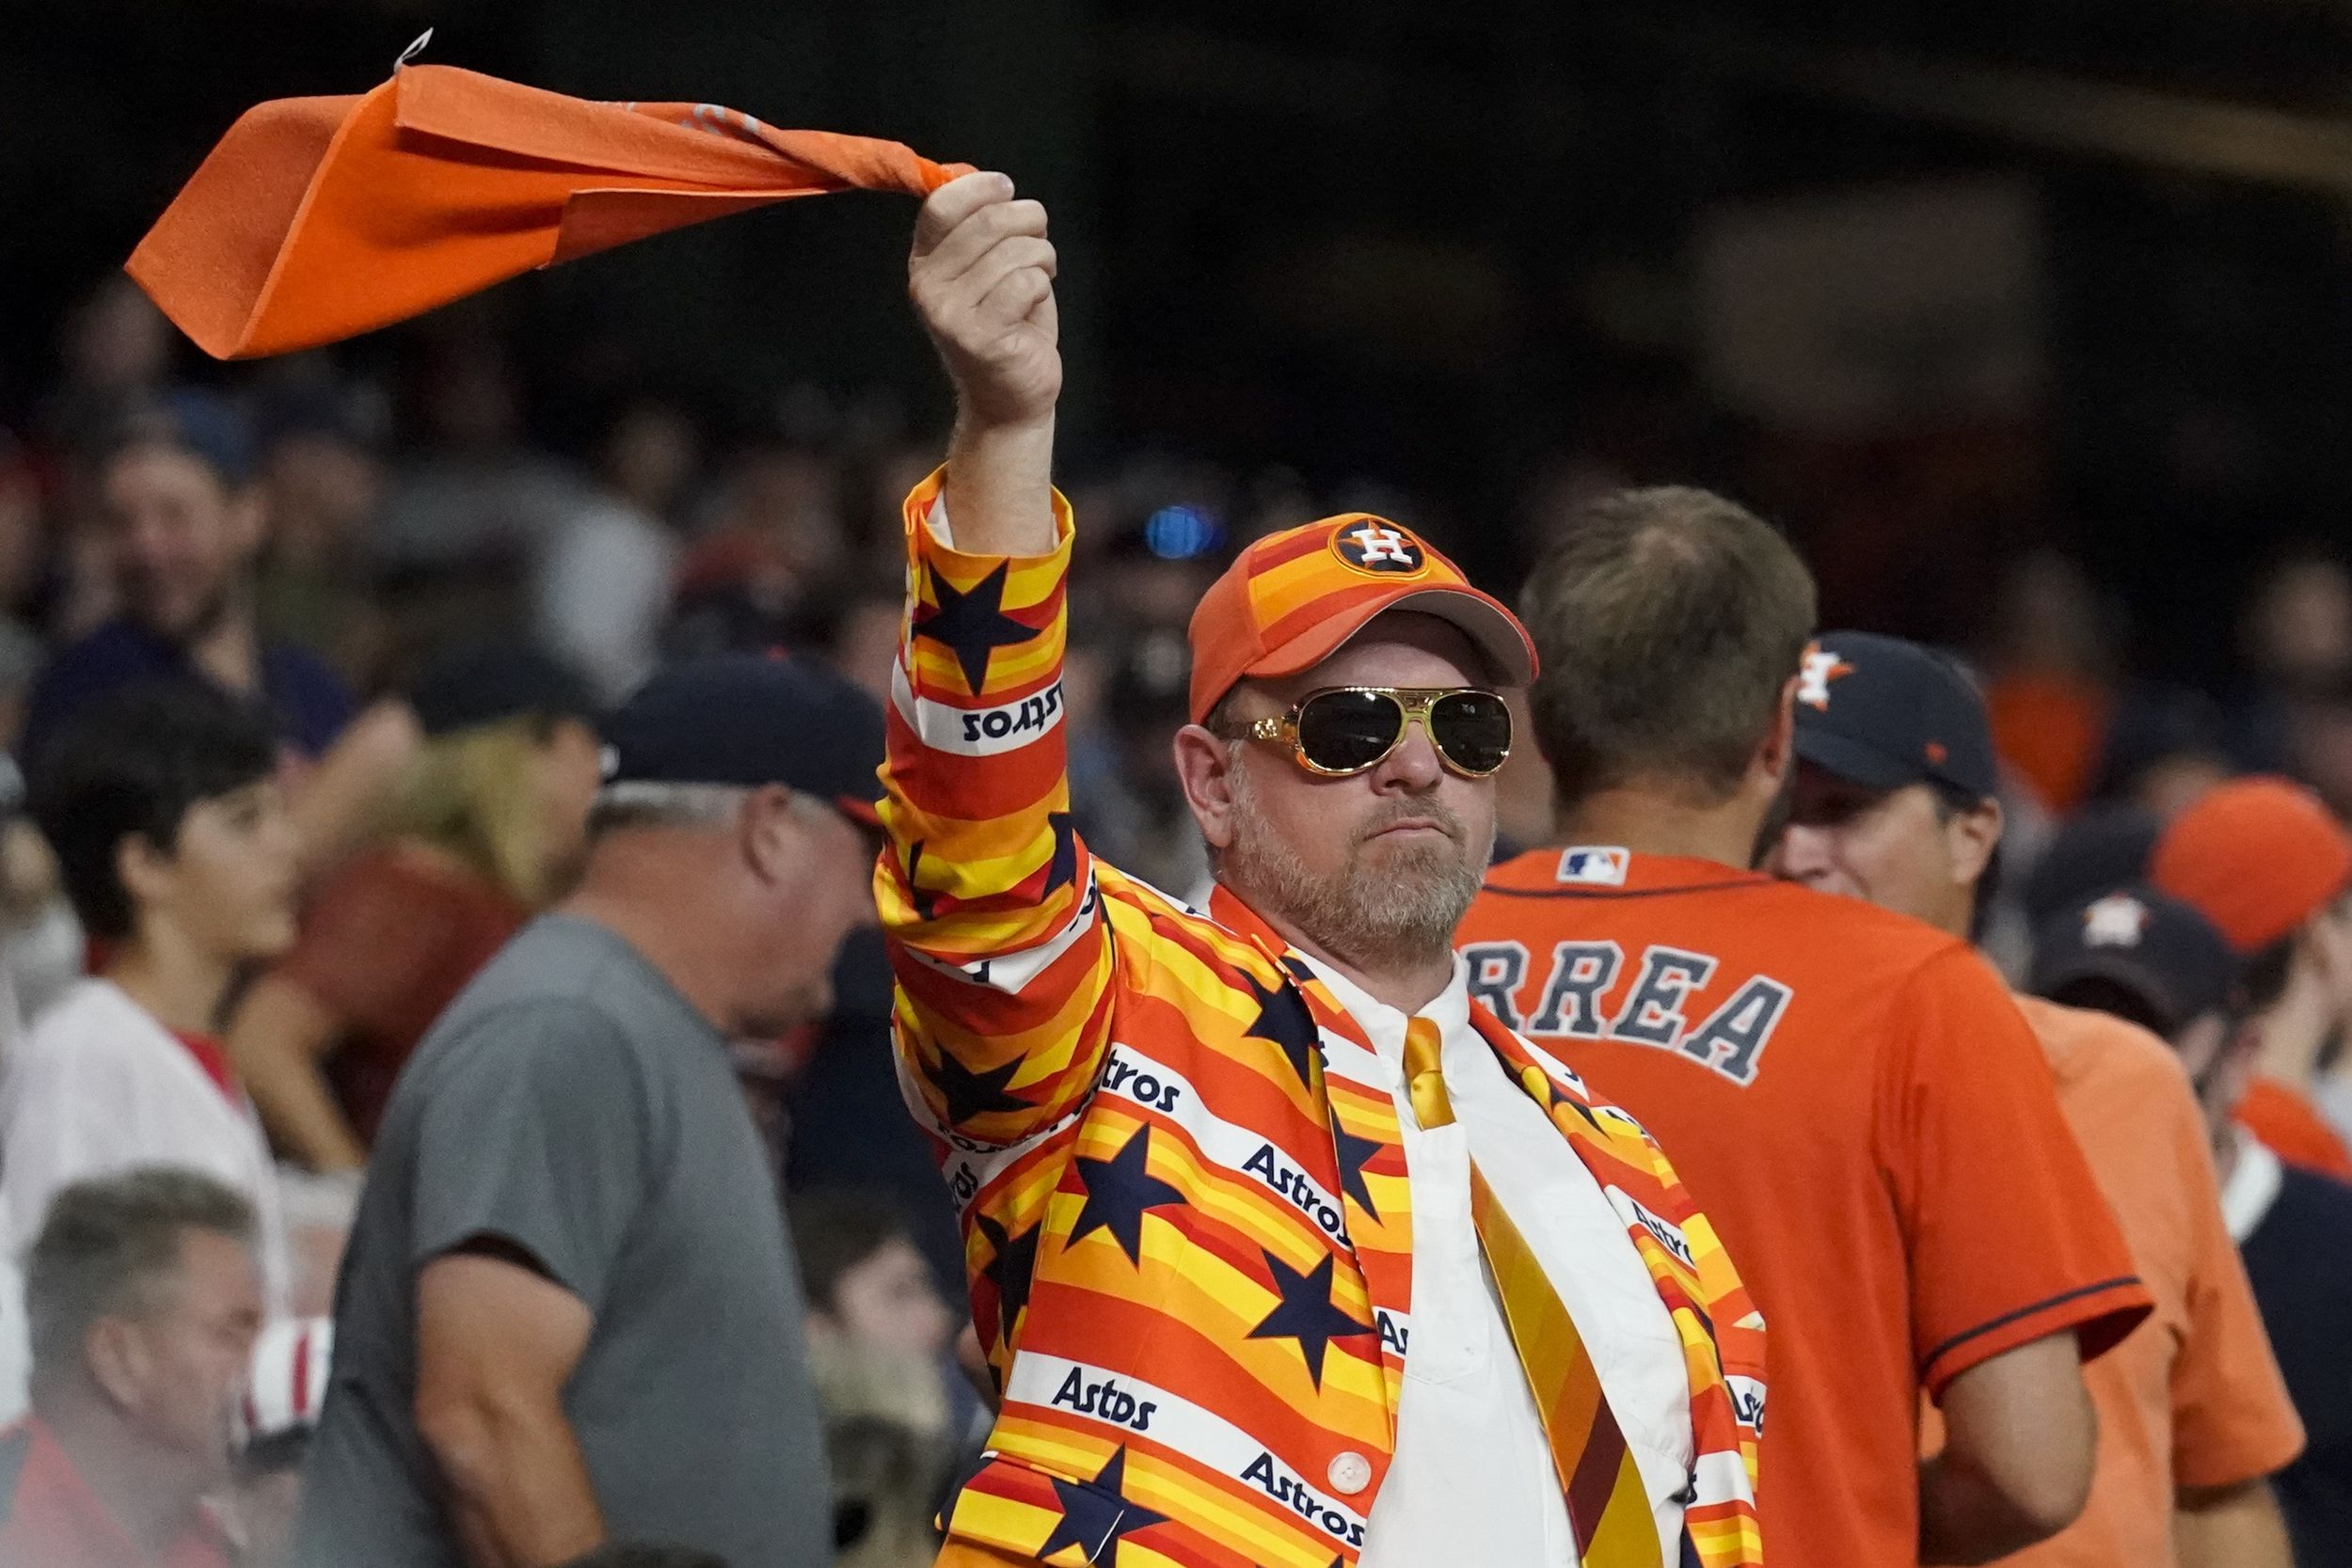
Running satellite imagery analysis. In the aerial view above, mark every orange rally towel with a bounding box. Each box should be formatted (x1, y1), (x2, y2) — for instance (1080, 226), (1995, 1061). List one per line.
(128, 59), (972, 359)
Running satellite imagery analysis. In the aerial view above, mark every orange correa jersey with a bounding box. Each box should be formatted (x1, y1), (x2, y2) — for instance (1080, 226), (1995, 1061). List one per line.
(877, 476), (1767, 1568)
(1457, 848), (2153, 1568)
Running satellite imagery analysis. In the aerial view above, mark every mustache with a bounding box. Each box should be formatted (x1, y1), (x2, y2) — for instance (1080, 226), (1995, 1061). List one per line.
(1356, 796), (1467, 844)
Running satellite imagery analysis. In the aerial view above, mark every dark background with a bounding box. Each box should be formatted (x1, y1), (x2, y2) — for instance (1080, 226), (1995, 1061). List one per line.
(9, 0), (2352, 678)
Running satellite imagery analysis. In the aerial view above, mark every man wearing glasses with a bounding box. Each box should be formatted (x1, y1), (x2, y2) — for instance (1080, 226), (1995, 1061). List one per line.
(886, 171), (1766, 1568)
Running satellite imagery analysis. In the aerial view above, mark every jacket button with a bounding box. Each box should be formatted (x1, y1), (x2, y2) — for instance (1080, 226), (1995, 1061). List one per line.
(1327, 1451), (1373, 1495)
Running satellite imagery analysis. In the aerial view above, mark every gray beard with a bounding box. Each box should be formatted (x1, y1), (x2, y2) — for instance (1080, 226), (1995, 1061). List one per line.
(1220, 762), (1486, 975)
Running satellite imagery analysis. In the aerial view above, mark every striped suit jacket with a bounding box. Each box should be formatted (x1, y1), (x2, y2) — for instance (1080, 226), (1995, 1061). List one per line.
(878, 474), (1767, 1568)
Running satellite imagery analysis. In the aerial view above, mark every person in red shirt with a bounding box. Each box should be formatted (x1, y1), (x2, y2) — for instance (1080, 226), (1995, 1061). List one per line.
(1456, 486), (2150, 1567)
(0, 1166), (264, 1568)
(1771, 631), (2303, 1568)
(2148, 777), (2352, 1180)
(227, 644), (602, 1172)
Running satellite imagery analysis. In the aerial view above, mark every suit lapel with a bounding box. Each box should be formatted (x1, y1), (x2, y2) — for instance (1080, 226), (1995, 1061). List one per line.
(1208, 886), (1416, 1433)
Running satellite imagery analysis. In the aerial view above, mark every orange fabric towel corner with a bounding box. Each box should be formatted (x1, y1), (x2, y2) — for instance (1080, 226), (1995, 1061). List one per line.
(128, 63), (972, 359)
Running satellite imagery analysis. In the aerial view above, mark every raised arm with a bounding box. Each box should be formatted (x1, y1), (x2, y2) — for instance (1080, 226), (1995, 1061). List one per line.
(910, 170), (1059, 554)
(880, 173), (1115, 1149)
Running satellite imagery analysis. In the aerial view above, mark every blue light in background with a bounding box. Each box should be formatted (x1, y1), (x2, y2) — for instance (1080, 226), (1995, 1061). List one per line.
(1144, 504), (1226, 561)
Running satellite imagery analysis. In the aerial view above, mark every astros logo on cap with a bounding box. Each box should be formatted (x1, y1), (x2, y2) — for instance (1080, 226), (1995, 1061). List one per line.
(1331, 520), (1428, 577)
(2082, 893), (2151, 948)
(1797, 643), (1853, 711)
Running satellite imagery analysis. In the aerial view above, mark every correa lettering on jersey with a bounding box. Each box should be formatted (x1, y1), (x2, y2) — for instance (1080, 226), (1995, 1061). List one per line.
(1240, 1451), (1368, 1547)
(1242, 1142), (1351, 1243)
(1051, 1367), (1159, 1433)
(1465, 938), (1795, 1088)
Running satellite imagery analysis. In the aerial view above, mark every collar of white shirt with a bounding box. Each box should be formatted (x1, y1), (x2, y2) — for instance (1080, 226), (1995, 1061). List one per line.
(1294, 952), (1470, 1074)
(2221, 1127), (2285, 1244)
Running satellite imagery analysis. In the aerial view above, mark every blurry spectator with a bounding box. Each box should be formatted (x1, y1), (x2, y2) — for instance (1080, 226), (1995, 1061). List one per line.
(2088, 684), (2233, 819)
(821, 1378), (953, 1568)
(0, 432), (52, 744)
(2231, 549), (2352, 774)
(782, 930), (967, 1298)
(665, 444), (846, 659)
(2152, 778), (2352, 1174)
(1779, 633), (2303, 1568)
(2022, 804), (2162, 928)
(2228, 1154), (2352, 1568)
(2291, 679), (2352, 821)
(231, 1317), (332, 1568)
(800, 567), (906, 708)
(251, 391), (391, 688)
(372, 336), (587, 574)
(229, 645), (600, 1172)
(1089, 628), (1210, 898)
(22, 402), (355, 768)
(793, 1191), (956, 1376)
(2030, 885), (2240, 1046)
(294, 657), (882, 1568)
(2245, 551), (2352, 691)
(534, 397), (701, 705)
(792, 1192), (959, 1568)
(0, 683), (299, 1419)
(0, 1167), (262, 1568)
(1979, 551), (2122, 815)
(36, 277), (173, 459)
(2040, 883), (2352, 1568)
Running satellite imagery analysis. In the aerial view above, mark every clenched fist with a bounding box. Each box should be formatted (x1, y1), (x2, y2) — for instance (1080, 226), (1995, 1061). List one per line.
(909, 171), (1060, 431)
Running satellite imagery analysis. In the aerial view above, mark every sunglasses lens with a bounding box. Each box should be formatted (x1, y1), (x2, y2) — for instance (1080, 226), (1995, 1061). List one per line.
(1295, 689), (1407, 773)
(1431, 691), (1513, 774)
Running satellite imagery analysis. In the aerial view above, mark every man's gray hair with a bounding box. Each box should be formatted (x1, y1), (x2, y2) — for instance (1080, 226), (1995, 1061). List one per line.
(24, 1165), (256, 1386)
(587, 780), (752, 838)
(586, 780), (836, 840)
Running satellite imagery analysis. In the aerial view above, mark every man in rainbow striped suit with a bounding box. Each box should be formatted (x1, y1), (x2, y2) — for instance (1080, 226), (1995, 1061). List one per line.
(882, 171), (1767, 1568)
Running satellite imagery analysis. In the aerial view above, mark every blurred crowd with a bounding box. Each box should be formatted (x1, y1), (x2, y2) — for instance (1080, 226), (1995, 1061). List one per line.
(0, 268), (2348, 1566)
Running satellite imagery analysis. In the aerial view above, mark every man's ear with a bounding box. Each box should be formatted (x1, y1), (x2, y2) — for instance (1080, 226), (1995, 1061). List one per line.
(1173, 725), (1243, 852)
(1945, 796), (2004, 888)
(1752, 677), (1799, 791)
(85, 1316), (148, 1411)
(738, 785), (802, 883)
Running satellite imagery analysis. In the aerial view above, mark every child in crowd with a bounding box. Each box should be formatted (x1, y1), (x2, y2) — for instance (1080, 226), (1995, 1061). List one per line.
(0, 678), (300, 1418)
(792, 1190), (962, 1568)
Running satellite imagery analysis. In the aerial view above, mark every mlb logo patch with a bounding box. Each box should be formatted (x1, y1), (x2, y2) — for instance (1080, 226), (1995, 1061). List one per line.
(1556, 846), (1629, 886)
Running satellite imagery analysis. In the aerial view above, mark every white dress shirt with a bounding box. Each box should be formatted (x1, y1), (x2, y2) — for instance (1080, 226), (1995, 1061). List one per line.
(0, 978), (291, 1422)
(2220, 1128), (2286, 1244)
(1306, 956), (1696, 1568)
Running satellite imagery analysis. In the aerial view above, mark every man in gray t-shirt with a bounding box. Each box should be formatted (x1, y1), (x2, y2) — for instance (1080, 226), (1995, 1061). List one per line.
(294, 656), (888, 1568)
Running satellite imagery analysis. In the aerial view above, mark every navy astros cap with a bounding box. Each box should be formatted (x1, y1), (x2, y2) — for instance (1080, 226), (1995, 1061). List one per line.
(1790, 631), (1998, 800)
(599, 654), (885, 825)
(409, 641), (597, 738)
(2028, 884), (2241, 1037)
(2021, 803), (2160, 927)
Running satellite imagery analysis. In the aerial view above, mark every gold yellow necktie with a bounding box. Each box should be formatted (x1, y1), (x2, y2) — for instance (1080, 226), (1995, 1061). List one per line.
(1401, 1017), (1662, 1568)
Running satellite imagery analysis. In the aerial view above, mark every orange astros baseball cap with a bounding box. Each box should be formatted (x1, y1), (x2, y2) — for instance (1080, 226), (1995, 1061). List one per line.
(1185, 515), (1536, 724)
(2150, 776), (2352, 954)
